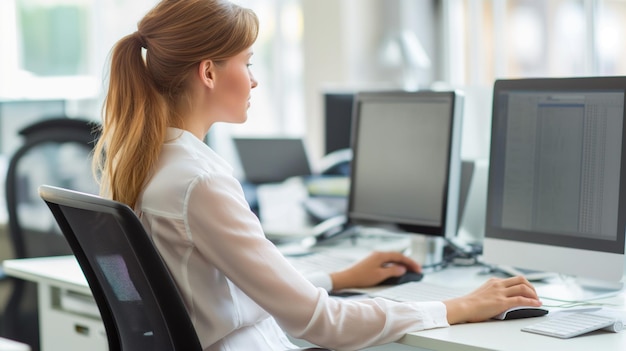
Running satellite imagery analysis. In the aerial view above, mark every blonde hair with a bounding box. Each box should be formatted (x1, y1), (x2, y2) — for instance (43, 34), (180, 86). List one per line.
(93, 0), (259, 207)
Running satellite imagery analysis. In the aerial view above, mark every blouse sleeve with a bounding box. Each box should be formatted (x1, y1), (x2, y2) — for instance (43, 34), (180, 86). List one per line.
(305, 271), (333, 292)
(185, 174), (449, 350)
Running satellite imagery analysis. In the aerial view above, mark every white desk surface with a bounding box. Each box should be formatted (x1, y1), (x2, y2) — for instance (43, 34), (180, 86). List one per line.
(400, 312), (626, 350)
(3, 255), (91, 295)
(4, 255), (626, 351)
(0, 338), (30, 351)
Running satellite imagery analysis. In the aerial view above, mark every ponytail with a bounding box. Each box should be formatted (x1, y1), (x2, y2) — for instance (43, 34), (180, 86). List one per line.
(93, 32), (168, 208)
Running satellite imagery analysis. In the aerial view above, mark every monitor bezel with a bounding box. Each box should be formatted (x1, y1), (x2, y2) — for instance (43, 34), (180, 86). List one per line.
(346, 90), (463, 239)
(485, 76), (626, 257)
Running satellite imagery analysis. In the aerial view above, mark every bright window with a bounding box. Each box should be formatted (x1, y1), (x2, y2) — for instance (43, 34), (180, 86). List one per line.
(446, 0), (626, 84)
(443, 0), (626, 159)
(17, 0), (91, 76)
(0, 0), (304, 138)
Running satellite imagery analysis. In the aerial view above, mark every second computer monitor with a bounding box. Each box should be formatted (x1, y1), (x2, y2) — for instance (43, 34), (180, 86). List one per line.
(483, 76), (626, 284)
(347, 90), (464, 240)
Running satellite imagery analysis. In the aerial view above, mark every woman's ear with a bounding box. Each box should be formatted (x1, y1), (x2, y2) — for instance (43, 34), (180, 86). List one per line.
(198, 59), (215, 88)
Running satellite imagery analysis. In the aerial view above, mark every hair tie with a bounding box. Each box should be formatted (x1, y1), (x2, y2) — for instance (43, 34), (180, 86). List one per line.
(136, 31), (147, 49)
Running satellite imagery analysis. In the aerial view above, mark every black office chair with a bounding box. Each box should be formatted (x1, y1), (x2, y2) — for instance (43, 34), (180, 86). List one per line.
(38, 185), (330, 351)
(2, 117), (100, 350)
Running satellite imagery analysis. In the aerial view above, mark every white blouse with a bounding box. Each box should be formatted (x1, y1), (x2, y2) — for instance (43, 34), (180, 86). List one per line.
(137, 128), (449, 351)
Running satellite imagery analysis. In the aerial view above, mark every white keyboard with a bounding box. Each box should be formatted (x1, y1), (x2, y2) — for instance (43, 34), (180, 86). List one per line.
(288, 252), (356, 275)
(369, 281), (469, 302)
(522, 312), (623, 339)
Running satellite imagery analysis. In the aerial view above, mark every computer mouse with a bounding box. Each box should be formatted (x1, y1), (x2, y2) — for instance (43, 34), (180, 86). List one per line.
(378, 271), (424, 286)
(493, 306), (549, 320)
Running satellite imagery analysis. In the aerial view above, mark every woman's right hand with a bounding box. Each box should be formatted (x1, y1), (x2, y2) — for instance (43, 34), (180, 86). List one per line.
(443, 276), (542, 324)
(329, 251), (421, 291)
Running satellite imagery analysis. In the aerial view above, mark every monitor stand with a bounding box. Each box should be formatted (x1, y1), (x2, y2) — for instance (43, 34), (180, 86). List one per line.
(406, 234), (445, 269)
(536, 276), (624, 303)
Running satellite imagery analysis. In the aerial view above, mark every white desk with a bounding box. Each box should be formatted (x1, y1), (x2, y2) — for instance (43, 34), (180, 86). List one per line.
(3, 256), (107, 351)
(0, 338), (30, 351)
(4, 255), (626, 351)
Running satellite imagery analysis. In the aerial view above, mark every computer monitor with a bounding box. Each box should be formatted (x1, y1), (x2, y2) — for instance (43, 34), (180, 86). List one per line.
(324, 92), (355, 155)
(483, 76), (626, 299)
(233, 137), (312, 184)
(347, 90), (464, 265)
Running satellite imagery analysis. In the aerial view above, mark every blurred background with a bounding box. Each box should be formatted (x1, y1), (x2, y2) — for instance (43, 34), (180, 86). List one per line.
(1, 1), (626, 349)
(1, 0), (625, 166)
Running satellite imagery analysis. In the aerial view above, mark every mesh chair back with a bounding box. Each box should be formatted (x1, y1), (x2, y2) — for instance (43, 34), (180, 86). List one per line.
(39, 185), (202, 351)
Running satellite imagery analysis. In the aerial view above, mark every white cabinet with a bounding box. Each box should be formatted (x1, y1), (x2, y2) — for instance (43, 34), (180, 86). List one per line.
(37, 285), (107, 351)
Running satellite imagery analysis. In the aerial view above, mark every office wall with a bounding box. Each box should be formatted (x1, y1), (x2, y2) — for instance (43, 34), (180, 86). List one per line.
(301, 0), (438, 162)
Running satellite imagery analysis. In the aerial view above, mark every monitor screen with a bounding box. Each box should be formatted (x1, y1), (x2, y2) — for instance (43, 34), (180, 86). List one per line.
(483, 76), (626, 283)
(233, 137), (312, 184)
(347, 91), (464, 239)
(324, 92), (355, 155)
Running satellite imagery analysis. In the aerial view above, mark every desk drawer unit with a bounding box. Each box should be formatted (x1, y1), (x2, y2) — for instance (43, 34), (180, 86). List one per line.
(38, 285), (108, 351)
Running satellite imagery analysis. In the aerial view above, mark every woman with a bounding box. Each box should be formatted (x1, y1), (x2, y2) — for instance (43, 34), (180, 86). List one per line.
(93, 0), (541, 350)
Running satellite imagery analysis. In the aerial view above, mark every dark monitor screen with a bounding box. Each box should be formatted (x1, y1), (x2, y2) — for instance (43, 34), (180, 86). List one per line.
(233, 137), (312, 184)
(484, 76), (626, 282)
(324, 92), (355, 155)
(347, 91), (464, 238)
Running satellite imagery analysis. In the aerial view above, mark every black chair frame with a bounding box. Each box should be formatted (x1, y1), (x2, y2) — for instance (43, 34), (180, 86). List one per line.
(6, 117), (99, 259)
(2, 117), (99, 349)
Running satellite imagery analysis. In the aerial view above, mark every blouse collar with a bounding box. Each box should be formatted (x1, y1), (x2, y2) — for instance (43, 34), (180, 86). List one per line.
(165, 127), (233, 174)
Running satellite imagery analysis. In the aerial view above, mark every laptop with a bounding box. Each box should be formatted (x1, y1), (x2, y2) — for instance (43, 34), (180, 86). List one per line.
(233, 137), (312, 184)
